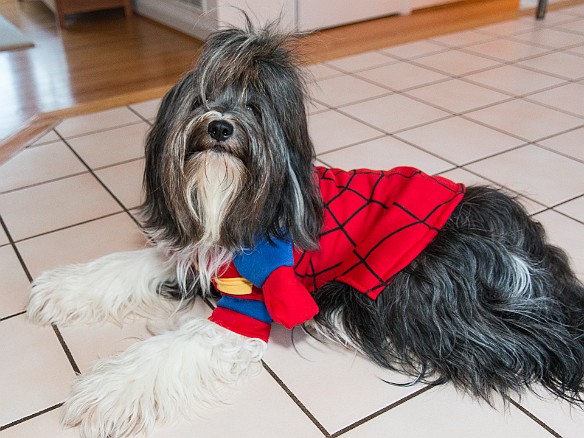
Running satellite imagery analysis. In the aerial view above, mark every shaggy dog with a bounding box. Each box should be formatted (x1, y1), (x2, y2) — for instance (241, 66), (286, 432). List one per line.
(27, 22), (584, 437)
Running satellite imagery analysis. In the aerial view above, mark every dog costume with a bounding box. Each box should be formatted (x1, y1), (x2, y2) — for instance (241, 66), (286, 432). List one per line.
(209, 166), (466, 341)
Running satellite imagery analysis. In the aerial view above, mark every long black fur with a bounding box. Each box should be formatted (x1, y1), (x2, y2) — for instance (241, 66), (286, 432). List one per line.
(140, 22), (584, 407)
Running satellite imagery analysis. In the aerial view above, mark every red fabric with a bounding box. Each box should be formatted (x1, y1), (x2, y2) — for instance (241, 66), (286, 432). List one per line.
(262, 266), (319, 329)
(294, 166), (466, 299)
(209, 307), (272, 342)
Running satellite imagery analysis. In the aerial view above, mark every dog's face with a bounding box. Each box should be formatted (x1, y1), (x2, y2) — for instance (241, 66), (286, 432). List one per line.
(140, 24), (322, 253)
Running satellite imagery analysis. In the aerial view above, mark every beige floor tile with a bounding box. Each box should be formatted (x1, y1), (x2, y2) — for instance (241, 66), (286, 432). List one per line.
(513, 390), (584, 438)
(465, 98), (582, 142)
(556, 17), (584, 35)
(464, 64), (566, 96)
(129, 98), (162, 121)
(304, 63), (343, 81)
(341, 385), (553, 438)
(264, 325), (425, 433)
(29, 129), (60, 146)
(67, 122), (149, 169)
(325, 51), (396, 73)
(412, 49), (501, 76)
(309, 75), (389, 107)
(17, 212), (147, 279)
(318, 135), (454, 174)
(0, 174), (122, 241)
(95, 159), (145, 210)
(0, 226), (9, 246)
(308, 110), (384, 154)
(396, 116), (524, 165)
(0, 246), (29, 319)
(511, 27), (584, 49)
(439, 167), (495, 186)
(355, 62), (448, 91)
(405, 79), (510, 113)
(342, 94), (450, 133)
(554, 195), (584, 223)
(0, 408), (77, 437)
(533, 209), (584, 279)
(466, 145), (584, 207)
(0, 141), (87, 193)
(0, 315), (76, 426)
(429, 29), (496, 47)
(518, 51), (584, 80)
(379, 40), (446, 59)
(463, 38), (550, 62)
(537, 127), (584, 162)
(567, 44), (584, 56)
(526, 82), (584, 117)
(55, 107), (144, 139)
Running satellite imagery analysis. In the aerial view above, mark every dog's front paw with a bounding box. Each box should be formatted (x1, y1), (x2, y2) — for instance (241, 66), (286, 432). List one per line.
(27, 249), (176, 326)
(62, 356), (160, 438)
(62, 318), (266, 437)
(27, 265), (92, 326)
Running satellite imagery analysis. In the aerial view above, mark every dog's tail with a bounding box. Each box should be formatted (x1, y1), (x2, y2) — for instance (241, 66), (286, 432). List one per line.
(310, 186), (584, 405)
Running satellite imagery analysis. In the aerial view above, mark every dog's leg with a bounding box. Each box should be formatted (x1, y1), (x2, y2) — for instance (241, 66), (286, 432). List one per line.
(27, 247), (177, 326)
(62, 317), (266, 438)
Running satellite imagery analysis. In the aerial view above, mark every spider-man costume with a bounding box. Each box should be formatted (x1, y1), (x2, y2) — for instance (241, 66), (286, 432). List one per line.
(209, 166), (466, 342)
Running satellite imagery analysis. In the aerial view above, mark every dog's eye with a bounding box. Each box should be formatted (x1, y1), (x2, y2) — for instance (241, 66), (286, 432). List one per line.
(191, 98), (203, 110)
(245, 103), (259, 116)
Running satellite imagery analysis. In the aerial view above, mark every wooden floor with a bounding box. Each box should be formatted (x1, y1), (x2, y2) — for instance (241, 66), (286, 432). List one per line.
(0, 0), (581, 161)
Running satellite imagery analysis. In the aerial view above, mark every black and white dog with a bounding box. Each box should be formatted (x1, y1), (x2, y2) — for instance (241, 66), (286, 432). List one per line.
(27, 22), (584, 438)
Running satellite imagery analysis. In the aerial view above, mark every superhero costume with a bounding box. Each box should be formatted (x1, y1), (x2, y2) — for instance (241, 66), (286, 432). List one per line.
(209, 166), (466, 342)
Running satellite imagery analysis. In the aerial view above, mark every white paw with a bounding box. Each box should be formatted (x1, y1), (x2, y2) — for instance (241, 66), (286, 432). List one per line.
(27, 265), (96, 326)
(27, 249), (177, 326)
(62, 319), (266, 437)
(63, 354), (163, 438)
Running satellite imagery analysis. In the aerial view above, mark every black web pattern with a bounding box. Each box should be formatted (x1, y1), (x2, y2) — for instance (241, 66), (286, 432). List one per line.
(295, 167), (465, 298)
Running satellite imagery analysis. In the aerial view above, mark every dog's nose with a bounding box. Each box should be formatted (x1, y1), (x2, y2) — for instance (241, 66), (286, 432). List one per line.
(208, 120), (234, 142)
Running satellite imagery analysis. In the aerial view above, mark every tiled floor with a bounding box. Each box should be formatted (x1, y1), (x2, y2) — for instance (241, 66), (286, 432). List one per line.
(2, 5), (584, 438)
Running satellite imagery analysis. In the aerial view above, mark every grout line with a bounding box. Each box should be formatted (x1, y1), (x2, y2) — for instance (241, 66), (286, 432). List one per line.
(262, 361), (331, 437)
(0, 310), (27, 323)
(127, 105), (155, 126)
(56, 119), (147, 142)
(0, 154), (146, 196)
(331, 384), (434, 437)
(0, 403), (64, 431)
(0, 215), (33, 282)
(52, 324), (81, 374)
(0, 171), (90, 196)
(55, 131), (144, 230)
(508, 398), (563, 437)
(11, 211), (130, 245)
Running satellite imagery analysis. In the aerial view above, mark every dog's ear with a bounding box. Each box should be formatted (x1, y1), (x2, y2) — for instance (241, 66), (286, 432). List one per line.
(140, 72), (197, 246)
(249, 32), (323, 251)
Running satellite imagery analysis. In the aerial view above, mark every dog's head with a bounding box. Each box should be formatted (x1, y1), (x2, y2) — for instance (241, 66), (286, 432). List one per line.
(140, 22), (322, 254)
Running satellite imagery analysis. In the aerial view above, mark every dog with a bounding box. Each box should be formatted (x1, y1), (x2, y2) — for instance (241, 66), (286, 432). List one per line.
(27, 21), (584, 438)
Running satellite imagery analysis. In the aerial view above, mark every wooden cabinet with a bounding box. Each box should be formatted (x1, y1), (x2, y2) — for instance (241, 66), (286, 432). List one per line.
(34, 0), (133, 27)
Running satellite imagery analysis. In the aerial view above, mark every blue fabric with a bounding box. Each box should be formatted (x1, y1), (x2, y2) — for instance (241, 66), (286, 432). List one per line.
(233, 234), (294, 287)
(216, 296), (273, 323)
